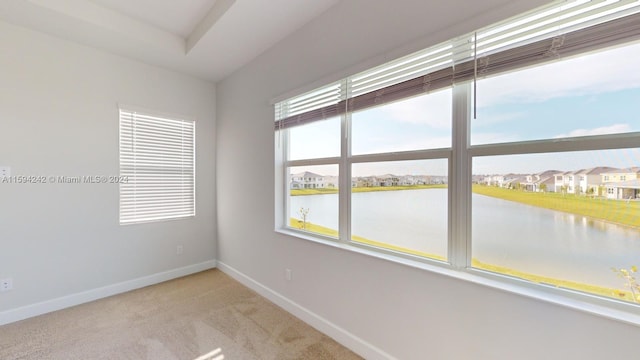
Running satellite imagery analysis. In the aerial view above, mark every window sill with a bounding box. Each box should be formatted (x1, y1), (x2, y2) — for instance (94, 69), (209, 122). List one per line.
(275, 227), (640, 327)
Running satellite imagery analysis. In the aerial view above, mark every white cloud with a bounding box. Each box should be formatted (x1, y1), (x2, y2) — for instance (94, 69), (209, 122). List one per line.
(554, 123), (632, 138)
(477, 42), (640, 107)
(378, 88), (452, 129)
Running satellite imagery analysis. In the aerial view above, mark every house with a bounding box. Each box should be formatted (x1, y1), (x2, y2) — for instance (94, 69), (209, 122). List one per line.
(352, 176), (380, 187)
(1, 1), (638, 359)
(575, 167), (619, 196)
(604, 179), (640, 200)
(377, 174), (400, 187)
(563, 171), (580, 194)
(289, 171), (328, 189)
(602, 168), (640, 199)
(524, 170), (561, 192)
(554, 171), (569, 192)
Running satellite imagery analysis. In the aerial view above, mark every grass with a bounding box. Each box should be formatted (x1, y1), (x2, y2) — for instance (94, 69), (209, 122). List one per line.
(289, 218), (445, 261)
(472, 185), (640, 229)
(289, 217), (637, 304)
(290, 184), (446, 196)
(471, 260), (627, 300)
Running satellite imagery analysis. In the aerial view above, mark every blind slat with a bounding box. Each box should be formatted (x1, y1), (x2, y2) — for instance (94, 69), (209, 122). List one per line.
(119, 108), (195, 224)
(274, 0), (640, 131)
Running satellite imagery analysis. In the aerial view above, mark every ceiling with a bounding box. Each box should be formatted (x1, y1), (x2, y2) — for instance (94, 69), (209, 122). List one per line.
(0, 0), (340, 82)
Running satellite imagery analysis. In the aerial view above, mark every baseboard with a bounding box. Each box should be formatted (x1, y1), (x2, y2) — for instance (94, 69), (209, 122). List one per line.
(0, 260), (217, 326)
(216, 261), (396, 360)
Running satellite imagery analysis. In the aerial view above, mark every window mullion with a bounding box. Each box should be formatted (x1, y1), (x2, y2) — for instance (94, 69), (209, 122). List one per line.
(450, 82), (472, 268)
(339, 80), (351, 244)
(279, 129), (290, 232)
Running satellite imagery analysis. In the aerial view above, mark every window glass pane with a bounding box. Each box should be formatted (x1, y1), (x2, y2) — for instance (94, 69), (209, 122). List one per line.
(351, 159), (448, 260)
(472, 41), (640, 145)
(288, 165), (339, 238)
(351, 88), (452, 155)
(288, 117), (340, 160)
(472, 148), (640, 303)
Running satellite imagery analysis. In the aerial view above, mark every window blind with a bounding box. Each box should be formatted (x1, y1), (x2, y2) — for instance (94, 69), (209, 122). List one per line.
(274, 81), (344, 129)
(119, 109), (195, 224)
(275, 0), (640, 131)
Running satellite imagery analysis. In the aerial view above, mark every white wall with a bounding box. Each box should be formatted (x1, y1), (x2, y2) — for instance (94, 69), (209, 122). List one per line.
(0, 21), (216, 319)
(216, 1), (640, 359)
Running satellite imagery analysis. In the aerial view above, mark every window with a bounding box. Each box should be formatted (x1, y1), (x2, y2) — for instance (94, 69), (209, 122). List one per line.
(119, 107), (195, 224)
(276, 0), (640, 307)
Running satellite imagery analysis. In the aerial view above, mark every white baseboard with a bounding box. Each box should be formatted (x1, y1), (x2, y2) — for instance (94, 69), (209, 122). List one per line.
(0, 260), (217, 326)
(216, 261), (396, 360)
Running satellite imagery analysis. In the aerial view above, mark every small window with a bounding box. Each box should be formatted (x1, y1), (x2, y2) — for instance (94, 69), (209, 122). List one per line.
(119, 108), (195, 224)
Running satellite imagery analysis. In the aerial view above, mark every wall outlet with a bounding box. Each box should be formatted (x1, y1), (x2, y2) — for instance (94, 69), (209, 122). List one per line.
(0, 278), (13, 291)
(0, 166), (10, 177)
(176, 245), (183, 255)
(285, 268), (292, 281)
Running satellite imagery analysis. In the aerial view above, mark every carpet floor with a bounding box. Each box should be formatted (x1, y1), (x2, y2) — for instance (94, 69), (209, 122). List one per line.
(0, 269), (362, 360)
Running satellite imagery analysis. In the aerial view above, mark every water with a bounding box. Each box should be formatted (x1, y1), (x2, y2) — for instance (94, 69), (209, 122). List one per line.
(290, 189), (640, 289)
(473, 194), (640, 288)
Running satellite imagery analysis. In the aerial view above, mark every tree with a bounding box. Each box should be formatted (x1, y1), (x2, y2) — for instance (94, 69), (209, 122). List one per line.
(298, 207), (310, 230)
(612, 266), (640, 303)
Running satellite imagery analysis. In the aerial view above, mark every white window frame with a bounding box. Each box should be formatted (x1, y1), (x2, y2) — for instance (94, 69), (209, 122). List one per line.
(119, 106), (196, 225)
(274, 0), (640, 317)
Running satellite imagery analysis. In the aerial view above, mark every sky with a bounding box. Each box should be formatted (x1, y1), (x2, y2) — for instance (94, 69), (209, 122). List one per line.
(286, 41), (640, 177)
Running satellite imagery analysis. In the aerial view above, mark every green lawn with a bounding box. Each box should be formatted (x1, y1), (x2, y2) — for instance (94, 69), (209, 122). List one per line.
(472, 185), (640, 229)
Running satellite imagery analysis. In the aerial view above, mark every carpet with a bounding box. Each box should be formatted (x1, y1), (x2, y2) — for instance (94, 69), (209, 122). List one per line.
(0, 269), (362, 360)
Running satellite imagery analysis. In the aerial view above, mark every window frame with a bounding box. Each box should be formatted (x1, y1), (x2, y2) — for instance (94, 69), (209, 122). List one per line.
(274, 1), (640, 316)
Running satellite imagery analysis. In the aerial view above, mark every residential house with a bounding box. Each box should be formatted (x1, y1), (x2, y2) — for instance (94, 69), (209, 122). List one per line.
(602, 167), (640, 199)
(524, 170), (560, 192)
(378, 174), (400, 187)
(290, 171), (328, 189)
(575, 167), (618, 196)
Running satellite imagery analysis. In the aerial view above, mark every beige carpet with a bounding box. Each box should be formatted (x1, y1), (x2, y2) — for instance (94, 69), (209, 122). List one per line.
(0, 269), (362, 360)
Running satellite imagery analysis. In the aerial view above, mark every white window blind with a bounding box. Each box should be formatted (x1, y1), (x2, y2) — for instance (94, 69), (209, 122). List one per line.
(274, 0), (640, 131)
(119, 108), (195, 224)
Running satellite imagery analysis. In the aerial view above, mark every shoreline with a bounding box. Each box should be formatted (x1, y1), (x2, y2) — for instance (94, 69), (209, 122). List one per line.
(292, 184), (640, 230)
(290, 184), (446, 196)
(288, 218), (633, 303)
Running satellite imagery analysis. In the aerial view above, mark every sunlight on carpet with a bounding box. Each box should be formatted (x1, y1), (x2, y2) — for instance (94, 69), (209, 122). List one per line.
(194, 347), (224, 360)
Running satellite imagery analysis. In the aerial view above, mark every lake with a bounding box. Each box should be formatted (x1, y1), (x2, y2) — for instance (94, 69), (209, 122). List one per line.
(290, 188), (640, 289)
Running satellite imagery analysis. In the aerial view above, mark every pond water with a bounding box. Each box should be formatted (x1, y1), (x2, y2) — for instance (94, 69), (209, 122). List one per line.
(290, 189), (640, 288)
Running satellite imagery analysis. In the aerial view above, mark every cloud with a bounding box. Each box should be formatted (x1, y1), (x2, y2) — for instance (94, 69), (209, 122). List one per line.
(554, 123), (632, 138)
(378, 88), (452, 128)
(477, 42), (640, 107)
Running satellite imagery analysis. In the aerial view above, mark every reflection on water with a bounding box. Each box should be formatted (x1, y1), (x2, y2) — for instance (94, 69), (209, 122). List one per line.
(473, 194), (640, 289)
(291, 190), (640, 289)
(554, 211), (639, 237)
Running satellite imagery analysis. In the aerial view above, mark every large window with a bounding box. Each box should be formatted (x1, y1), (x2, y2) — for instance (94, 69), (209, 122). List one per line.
(276, 0), (640, 307)
(119, 107), (195, 224)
